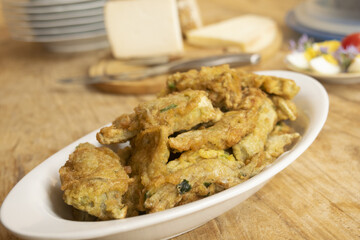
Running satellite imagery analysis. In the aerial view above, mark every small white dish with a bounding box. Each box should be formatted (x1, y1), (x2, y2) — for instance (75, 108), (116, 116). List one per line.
(0, 71), (329, 240)
(285, 61), (360, 84)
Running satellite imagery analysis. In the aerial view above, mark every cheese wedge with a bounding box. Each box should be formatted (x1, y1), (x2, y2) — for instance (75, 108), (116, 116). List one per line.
(186, 15), (277, 53)
(105, 0), (184, 59)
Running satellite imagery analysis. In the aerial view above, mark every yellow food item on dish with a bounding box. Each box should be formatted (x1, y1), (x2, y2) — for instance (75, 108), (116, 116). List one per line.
(304, 47), (318, 61)
(313, 40), (341, 53)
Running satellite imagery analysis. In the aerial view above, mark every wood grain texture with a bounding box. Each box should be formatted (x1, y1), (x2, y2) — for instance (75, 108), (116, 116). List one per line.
(0, 0), (359, 239)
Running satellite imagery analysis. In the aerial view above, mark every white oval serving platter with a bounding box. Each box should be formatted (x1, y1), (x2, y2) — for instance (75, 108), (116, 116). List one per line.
(0, 70), (329, 240)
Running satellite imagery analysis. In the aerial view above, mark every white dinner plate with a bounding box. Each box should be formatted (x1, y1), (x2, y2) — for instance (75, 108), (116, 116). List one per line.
(3, 0), (95, 7)
(3, 0), (106, 14)
(294, 2), (360, 36)
(10, 29), (106, 42)
(285, 61), (360, 84)
(10, 22), (105, 36)
(0, 71), (329, 240)
(3, 8), (104, 21)
(285, 10), (344, 41)
(43, 36), (109, 53)
(6, 15), (104, 28)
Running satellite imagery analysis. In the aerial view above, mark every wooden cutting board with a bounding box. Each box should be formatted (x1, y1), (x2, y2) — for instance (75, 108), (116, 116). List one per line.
(91, 28), (282, 95)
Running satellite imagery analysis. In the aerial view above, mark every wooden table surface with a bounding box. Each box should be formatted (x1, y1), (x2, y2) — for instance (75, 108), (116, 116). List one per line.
(1, 0), (359, 239)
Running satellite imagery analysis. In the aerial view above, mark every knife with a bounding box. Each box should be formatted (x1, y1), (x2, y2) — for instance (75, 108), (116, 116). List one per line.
(59, 53), (261, 85)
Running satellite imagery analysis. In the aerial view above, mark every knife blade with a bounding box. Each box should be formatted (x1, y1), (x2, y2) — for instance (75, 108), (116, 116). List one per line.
(58, 53), (261, 85)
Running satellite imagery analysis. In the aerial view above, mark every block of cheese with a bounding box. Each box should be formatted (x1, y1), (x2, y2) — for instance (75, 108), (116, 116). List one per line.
(177, 0), (202, 33)
(105, 0), (184, 59)
(186, 15), (278, 53)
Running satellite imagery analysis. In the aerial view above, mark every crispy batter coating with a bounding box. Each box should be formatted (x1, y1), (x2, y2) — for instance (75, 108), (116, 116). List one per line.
(120, 127), (171, 214)
(232, 97), (277, 163)
(168, 110), (254, 152)
(168, 88), (268, 152)
(117, 146), (132, 166)
(97, 89), (221, 144)
(164, 65), (242, 110)
(261, 75), (300, 99)
(236, 123), (300, 179)
(144, 149), (243, 212)
(122, 175), (145, 216)
(271, 96), (298, 121)
(59, 143), (131, 220)
(130, 127), (170, 188)
(264, 122), (300, 160)
(238, 70), (300, 99)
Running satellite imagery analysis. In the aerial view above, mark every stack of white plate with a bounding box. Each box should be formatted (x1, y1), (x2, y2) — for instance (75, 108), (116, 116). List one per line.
(286, 1), (360, 41)
(2, 0), (109, 52)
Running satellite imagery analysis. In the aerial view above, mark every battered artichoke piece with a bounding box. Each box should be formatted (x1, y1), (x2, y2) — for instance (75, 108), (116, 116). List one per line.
(168, 110), (255, 152)
(238, 70), (300, 99)
(239, 123), (300, 179)
(261, 75), (300, 99)
(144, 149), (244, 213)
(122, 127), (171, 213)
(168, 88), (268, 152)
(232, 97), (277, 163)
(270, 96), (298, 121)
(122, 175), (145, 216)
(59, 143), (132, 220)
(238, 151), (267, 179)
(264, 122), (300, 160)
(117, 146), (132, 166)
(97, 89), (221, 144)
(164, 64), (243, 110)
(130, 127), (170, 188)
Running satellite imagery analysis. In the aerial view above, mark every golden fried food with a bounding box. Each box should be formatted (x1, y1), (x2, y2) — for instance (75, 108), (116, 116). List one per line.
(238, 69), (300, 99)
(261, 75), (300, 99)
(236, 124), (300, 180)
(119, 127), (171, 215)
(59, 65), (301, 220)
(122, 175), (145, 216)
(232, 97), (277, 163)
(164, 65), (242, 110)
(264, 122), (300, 160)
(270, 96), (298, 121)
(168, 110), (254, 152)
(168, 88), (268, 152)
(97, 89), (222, 144)
(145, 149), (244, 212)
(59, 143), (132, 220)
(130, 127), (170, 188)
